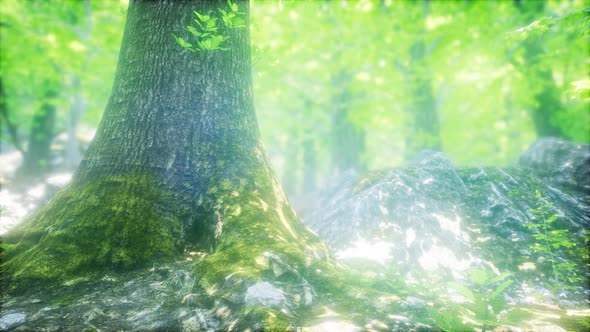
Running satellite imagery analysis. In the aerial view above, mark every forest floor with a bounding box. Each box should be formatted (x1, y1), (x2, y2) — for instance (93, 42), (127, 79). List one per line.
(1, 142), (589, 331)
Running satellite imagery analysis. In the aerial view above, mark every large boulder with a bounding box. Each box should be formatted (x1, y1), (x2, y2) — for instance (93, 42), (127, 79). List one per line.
(518, 138), (590, 194)
(304, 148), (589, 331)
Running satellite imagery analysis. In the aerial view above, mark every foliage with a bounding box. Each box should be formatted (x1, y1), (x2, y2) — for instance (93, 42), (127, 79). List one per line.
(430, 268), (518, 332)
(1, 0), (588, 187)
(173, 0), (245, 52)
(525, 190), (583, 290)
(250, 0), (589, 194)
(0, 0), (124, 163)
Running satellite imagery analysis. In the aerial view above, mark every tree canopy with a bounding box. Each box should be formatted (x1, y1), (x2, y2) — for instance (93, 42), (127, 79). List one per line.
(1, 0), (588, 191)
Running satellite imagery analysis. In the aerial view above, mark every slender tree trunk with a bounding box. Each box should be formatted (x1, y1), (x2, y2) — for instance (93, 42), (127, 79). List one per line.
(402, 1), (441, 161)
(302, 99), (317, 193)
(0, 78), (24, 153)
(330, 72), (365, 174)
(65, 0), (92, 169)
(3, 1), (396, 328)
(513, 0), (566, 139)
(525, 50), (566, 138)
(302, 136), (316, 193)
(65, 76), (84, 168)
(17, 82), (58, 177)
(404, 40), (440, 160)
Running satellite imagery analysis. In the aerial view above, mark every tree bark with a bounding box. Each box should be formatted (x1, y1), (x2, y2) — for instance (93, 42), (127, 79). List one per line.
(3, 1), (396, 328)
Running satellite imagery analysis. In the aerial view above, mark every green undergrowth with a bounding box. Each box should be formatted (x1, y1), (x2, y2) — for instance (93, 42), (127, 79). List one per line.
(2, 171), (185, 292)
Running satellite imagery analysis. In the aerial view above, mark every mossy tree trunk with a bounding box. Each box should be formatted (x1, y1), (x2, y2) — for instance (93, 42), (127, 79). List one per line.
(3, 0), (397, 329)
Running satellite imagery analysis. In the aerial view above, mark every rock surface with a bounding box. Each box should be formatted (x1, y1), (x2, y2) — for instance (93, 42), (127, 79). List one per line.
(244, 282), (286, 307)
(518, 137), (590, 194)
(0, 313), (26, 331)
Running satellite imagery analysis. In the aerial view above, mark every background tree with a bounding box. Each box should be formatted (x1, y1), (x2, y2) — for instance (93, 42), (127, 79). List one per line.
(0, 0), (124, 176)
(393, 0), (441, 160)
(17, 81), (58, 176)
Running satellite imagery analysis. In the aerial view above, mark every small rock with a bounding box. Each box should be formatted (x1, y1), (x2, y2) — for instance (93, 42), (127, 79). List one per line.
(526, 324), (566, 332)
(0, 312), (27, 331)
(244, 282), (286, 307)
(205, 318), (220, 329)
(403, 296), (426, 309)
(181, 316), (200, 332)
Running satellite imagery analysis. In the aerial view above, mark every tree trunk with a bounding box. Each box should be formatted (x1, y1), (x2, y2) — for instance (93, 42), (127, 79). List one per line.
(330, 72), (365, 174)
(3, 1), (396, 328)
(302, 99), (317, 193)
(65, 0), (92, 169)
(302, 136), (316, 193)
(402, 1), (441, 161)
(404, 40), (440, 161)
(513, 0), (566, 139)
(65, 75), (84, 168)
(0, 78), (24, 153)
(17, 82), (58, 177)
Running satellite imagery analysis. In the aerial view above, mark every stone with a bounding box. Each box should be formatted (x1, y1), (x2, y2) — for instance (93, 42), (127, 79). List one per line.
(0, 312), (27, 331)
(244, 282), (286, 307)
(181, 316), (200, 332)
(519, 138), (590, 194)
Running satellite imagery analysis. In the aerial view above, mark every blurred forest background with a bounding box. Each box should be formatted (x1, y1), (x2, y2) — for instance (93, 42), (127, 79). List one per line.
(1, 0), (588, 201)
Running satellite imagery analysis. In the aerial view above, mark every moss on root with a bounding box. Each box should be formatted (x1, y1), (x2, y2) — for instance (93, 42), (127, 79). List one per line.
(191, 164), (402, 330)
(2, 172), (184, 292)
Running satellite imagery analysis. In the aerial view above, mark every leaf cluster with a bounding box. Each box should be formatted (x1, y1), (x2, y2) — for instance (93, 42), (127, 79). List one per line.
(525, 190), (583, 288)
(172, 0), (245, 52)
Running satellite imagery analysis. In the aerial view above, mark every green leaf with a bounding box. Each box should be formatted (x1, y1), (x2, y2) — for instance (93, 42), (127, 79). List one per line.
(198, 39), (213, 50)
(490, 279), (513, 300)
(206, 17), (218, 30)
(231, 17), (245, 28)
(186, 25), (200, 37)
(449, 282), (475, 302)
(172, 34), (193, 49)
(489, 272), (512, 284)
(228, 0), (239, 12)
(503, 308), (534, 324)
(194, 11), (210, 22)
(194, 18), (205, 30)
(468, 269), (491, 286)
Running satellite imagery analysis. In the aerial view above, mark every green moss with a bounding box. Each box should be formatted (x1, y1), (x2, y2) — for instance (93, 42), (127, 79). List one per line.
(3, 171), (184, 292)
(232, 306), (293, 331)
(191, 161), (403, 329)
